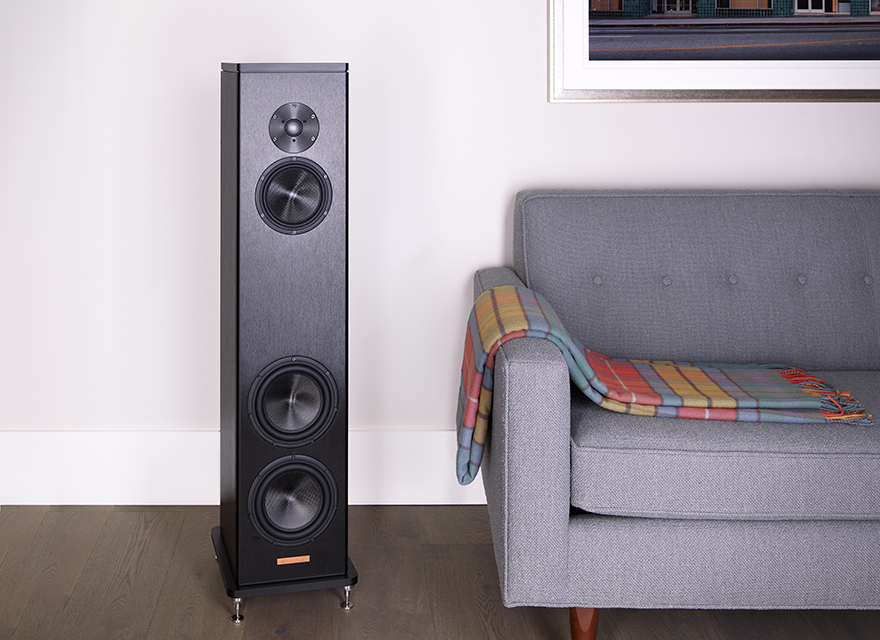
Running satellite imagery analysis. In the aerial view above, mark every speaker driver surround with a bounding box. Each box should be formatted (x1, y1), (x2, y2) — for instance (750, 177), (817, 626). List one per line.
(255, 157), (332, 235)
(249, 356), (338, 447)
(269, 102), (319, 154)
(248, 455), (338, 546)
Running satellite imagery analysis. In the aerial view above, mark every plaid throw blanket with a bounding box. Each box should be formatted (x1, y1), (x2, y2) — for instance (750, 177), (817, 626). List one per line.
(456, 286), (873, 485)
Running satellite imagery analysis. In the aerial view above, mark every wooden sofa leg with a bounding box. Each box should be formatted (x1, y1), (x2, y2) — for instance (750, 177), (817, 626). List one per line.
(570, 607), (599, 640)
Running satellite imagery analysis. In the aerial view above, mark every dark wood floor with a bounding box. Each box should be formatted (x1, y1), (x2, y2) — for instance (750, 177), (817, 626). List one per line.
(1, 505), (878, 640)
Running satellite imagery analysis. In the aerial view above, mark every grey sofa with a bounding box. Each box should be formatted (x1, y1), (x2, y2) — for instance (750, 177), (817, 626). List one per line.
(474, 190), (880, 638)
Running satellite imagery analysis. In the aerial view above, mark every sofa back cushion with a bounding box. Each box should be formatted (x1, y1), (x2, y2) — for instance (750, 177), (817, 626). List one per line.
(514, 190), (880, 370)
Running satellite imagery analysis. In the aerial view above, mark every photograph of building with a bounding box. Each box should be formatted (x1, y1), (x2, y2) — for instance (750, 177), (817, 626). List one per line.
(589, 0), (880, 60)
(591, 0), (876, 17)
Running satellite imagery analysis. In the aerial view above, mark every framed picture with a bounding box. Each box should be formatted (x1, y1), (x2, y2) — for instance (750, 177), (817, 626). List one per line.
(550, 0), (880, 101)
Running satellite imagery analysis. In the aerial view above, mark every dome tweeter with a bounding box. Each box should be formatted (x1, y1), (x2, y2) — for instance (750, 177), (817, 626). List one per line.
(269, 102), (319, 154)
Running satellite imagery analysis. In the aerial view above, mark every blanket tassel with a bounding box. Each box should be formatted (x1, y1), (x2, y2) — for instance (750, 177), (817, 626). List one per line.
(779, 369), (873, 426)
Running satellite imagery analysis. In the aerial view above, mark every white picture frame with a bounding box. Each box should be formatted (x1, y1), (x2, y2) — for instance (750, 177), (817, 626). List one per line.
(549, 0), (880, 101)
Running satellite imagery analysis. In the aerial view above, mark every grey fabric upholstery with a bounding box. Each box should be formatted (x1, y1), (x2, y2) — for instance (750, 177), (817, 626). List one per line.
(571, 371), (880, 520)
(563, 516), (880, 609)
(478, 190), (880, 610)
(513, 190), (880, 369)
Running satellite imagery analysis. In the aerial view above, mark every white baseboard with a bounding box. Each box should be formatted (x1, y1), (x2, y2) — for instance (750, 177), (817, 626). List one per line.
(348, 429), (486, 505)
(0, 428), (485, 505)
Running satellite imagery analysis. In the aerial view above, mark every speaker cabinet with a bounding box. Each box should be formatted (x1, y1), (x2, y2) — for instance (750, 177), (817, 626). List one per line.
(216, 63), (354, 595)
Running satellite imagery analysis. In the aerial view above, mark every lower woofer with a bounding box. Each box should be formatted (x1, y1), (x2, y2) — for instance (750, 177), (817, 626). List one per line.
(248, 455), (338, 546)
(248, 356), (338, 448)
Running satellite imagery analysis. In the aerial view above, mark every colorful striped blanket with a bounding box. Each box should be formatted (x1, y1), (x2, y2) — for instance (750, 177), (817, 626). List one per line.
(456, 286), (873, 485)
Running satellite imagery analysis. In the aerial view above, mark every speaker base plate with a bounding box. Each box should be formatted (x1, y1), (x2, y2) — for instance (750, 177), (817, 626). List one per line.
(211, 526), (358, 599)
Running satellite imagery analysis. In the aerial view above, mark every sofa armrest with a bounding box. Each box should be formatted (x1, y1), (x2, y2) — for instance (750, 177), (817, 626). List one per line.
(472, 267), (572, 605)
(474, 266), (527, 298)
(481, 335), (572, 606)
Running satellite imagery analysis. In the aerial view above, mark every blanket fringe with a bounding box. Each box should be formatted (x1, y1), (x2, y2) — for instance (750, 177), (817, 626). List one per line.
(779, 369), (874, 426)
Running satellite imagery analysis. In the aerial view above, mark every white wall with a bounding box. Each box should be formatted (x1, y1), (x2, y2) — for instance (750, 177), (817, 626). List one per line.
(1, 0), (878, 504)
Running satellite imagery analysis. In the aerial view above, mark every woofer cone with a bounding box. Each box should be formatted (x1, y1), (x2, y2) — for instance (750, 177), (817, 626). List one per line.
(248, 456), (338, 546)
(248, 356), (338, 448)
(255, 157), (332, 235)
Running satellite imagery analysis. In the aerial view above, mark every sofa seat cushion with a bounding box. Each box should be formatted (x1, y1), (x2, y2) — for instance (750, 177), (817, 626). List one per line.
(570, 371), (880, 521)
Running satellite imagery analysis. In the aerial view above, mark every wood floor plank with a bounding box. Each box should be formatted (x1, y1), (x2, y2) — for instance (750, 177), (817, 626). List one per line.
(0, 507), (51, 638)
(0, 506), (48, 569)
(145, 506), (244, 640)
(422, 543), (569, 640)
(7, 506), (112, 640)
(241, 586), (341, 640)
(348, 505), (423, 549)
(799, 609), (880, 640)
(43, 507), (186, 640)
(416, 505), (493, 545)
(342, 544), (437, 640)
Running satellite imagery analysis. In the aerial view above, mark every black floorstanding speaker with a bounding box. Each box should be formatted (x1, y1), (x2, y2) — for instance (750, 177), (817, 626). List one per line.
(214, 62), (357, 610)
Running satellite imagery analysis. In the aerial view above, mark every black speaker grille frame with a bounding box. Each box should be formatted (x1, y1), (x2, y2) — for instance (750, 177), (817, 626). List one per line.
(221, 63), (350, 588)
(247, 455), (338, 547)
(248, 356), (339, 448)
(255, 157), (333, 235)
